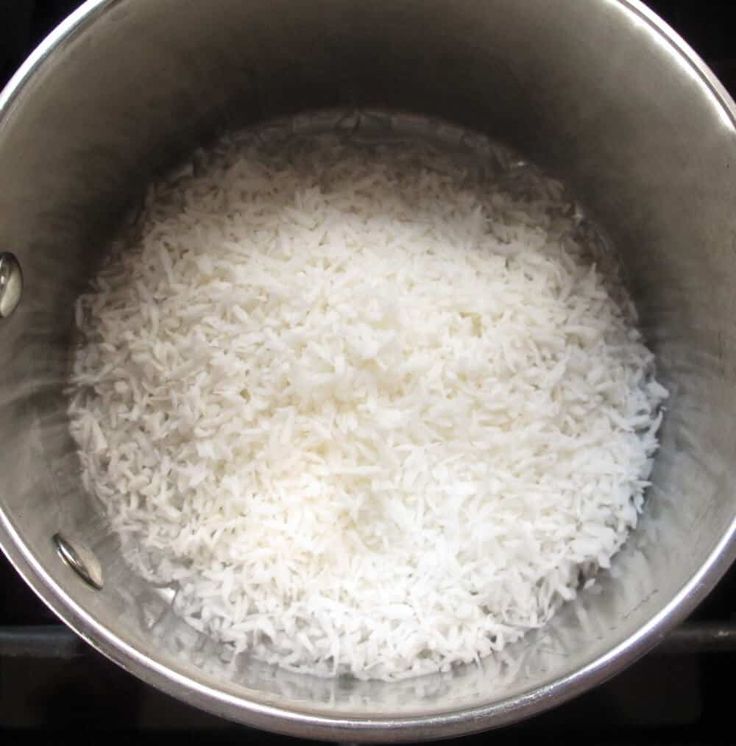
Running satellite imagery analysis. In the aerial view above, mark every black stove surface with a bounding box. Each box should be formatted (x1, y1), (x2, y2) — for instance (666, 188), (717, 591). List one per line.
(2, 1), (736, 743)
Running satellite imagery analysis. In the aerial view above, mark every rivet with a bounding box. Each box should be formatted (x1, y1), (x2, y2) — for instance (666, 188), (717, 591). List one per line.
(0, 252), (23, 319)
(53, 533), (103, 590)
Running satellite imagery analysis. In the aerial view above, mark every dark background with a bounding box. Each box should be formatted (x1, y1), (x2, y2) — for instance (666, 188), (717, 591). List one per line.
(1, 1), (736, 744)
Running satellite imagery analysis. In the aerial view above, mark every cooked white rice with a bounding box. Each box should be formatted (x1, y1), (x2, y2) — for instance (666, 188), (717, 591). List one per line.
(69, 125), (667, 681)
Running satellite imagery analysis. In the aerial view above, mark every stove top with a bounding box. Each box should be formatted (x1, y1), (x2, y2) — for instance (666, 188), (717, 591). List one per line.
(2, 1), (736, 742)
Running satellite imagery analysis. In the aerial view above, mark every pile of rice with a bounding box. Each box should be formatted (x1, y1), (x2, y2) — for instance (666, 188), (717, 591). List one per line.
(69, 127), (667, 680)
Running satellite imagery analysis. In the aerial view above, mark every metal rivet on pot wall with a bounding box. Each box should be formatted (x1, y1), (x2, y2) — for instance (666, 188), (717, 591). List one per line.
(0, 252), (23, 319)
(53, 533), (103, 590)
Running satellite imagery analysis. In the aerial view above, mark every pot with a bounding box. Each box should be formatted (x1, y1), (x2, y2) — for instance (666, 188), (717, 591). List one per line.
(1, 0), (736, 740)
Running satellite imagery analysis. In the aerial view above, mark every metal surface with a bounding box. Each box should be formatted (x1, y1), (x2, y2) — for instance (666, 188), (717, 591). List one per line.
(52, 533), (103, 590)
(0, 252), (22, 318)
(1, 0), (736, 740)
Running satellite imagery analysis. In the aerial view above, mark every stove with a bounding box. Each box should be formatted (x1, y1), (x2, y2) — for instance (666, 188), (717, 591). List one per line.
(2, 1), (736, 742)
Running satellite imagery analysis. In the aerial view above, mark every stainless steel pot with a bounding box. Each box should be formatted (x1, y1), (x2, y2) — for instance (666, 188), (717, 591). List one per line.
(2, 0), (736, 740)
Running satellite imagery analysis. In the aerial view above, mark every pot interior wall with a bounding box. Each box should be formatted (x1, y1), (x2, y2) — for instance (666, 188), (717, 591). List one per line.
(1, 0), (736, 729)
